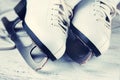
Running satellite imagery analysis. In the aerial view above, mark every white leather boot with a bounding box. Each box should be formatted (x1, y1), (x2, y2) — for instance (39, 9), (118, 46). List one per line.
(25, 0), (73, 60)
(67, 0), (118, 63)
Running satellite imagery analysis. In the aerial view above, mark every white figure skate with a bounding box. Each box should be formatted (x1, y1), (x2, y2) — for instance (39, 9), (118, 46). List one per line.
(66, 0), (117, 63)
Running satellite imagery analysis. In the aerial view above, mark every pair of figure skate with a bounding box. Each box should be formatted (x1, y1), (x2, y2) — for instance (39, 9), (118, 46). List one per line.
(0, 0), (119, 71)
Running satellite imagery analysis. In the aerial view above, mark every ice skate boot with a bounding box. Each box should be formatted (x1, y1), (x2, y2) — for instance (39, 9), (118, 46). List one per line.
(67, 0), (117, 63)
(1, 0), (72, 71)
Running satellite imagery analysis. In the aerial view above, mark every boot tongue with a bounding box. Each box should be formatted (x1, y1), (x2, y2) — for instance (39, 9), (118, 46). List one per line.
(64, 0), (81, 9)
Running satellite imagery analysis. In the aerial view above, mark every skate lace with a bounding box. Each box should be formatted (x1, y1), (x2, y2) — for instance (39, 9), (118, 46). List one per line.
(93, 0), (116, 28)
(50, 0), (73, 33)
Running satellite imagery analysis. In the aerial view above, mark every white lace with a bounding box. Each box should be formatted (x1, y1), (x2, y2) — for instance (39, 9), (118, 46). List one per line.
(49, 0), (73, 33)
(93, 0), (116, 28)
